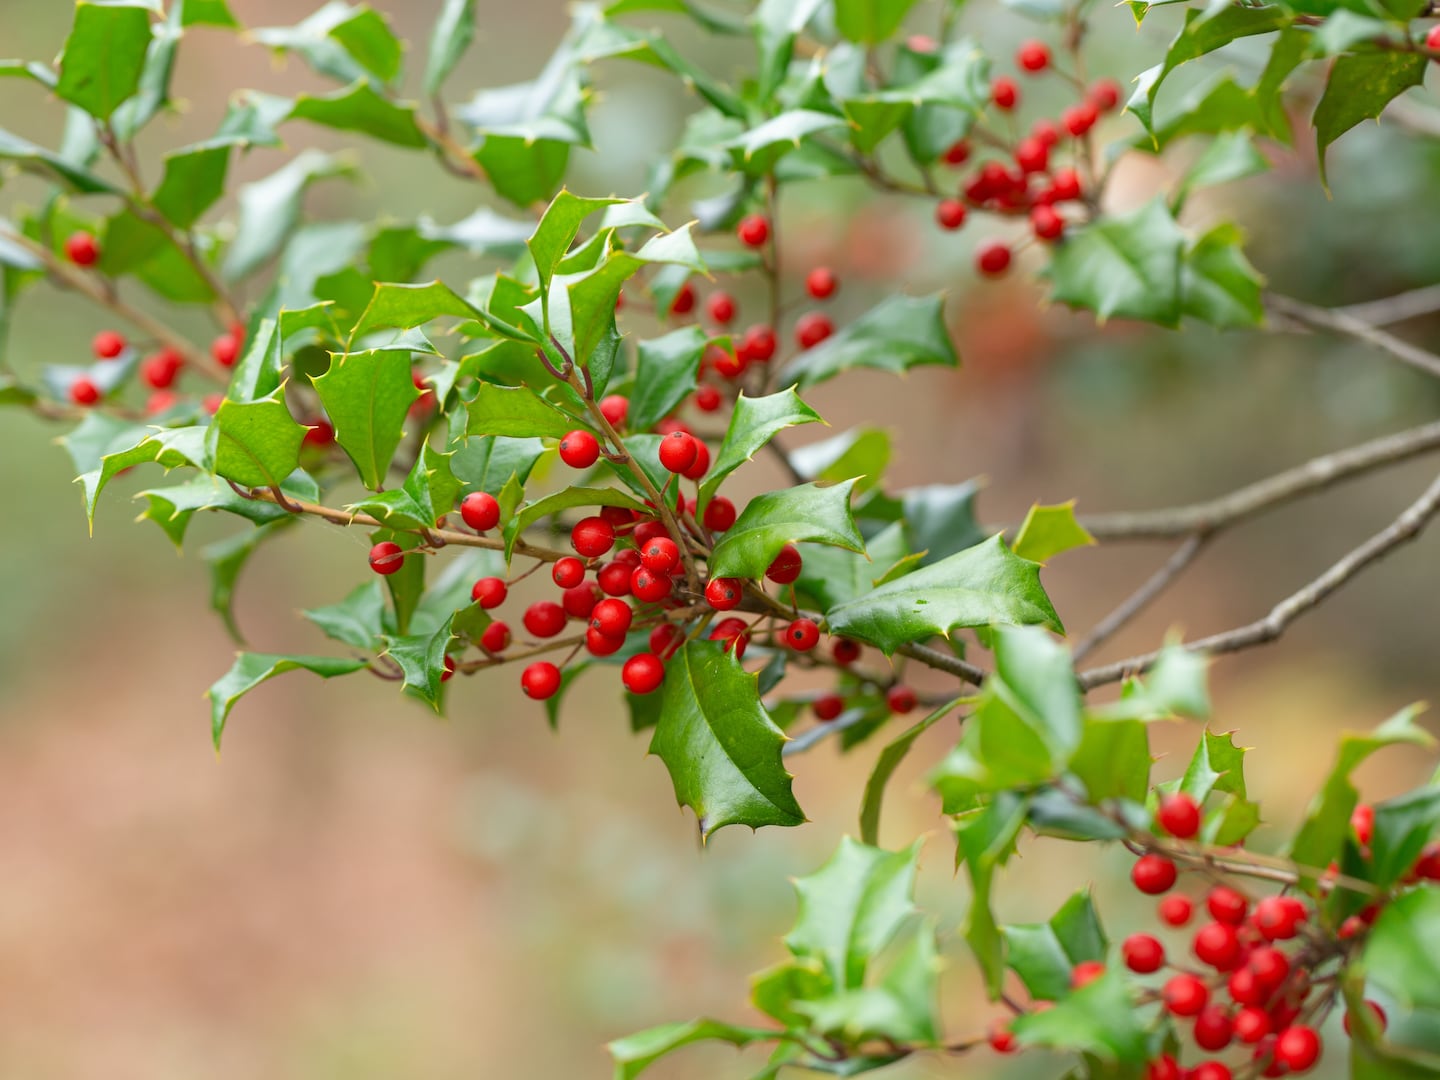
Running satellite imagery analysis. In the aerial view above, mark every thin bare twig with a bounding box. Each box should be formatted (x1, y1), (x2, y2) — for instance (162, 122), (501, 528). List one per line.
(1072, 533), (1209, 662)
(1266, 292), (1440, 381)
(1335, 283), (1440, 327)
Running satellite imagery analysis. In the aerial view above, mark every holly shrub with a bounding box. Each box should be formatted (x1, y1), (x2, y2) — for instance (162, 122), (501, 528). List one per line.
(5, 1), (1440, 1077)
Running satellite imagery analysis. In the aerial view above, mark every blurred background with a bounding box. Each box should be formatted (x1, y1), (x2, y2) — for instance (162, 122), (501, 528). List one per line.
(2, 1), (1439, 1077)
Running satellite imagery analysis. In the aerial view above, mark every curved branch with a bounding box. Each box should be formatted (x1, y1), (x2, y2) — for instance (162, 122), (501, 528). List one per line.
(1071, 533), (1209, 662)
(1266, 292), (1440, 381)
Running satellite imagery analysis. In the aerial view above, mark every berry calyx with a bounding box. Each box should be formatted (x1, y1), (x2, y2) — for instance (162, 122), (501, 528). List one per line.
(520, 661), (561, 700)
(368, 541), (405, 575)
(471, 576), (508, 609)
(658, 430), (700, 473)
(480, 621), (511, 653)
(1132, 854), (1178, 895)
(705, 577), (743, 611)
(1157, 792), (1202, 839)
(1122, 933), (1165, 974)
(935, 198), (967, 231)
(785, 618), (820, 652)
(571, 516), (617, 558)
(1017, 40), (1051, 72)
(886, 685), (917, 715)
(737, 214), (770, 247)
(702, 496), (737, 532)
(976, 241), (1012, 277)
(623, 653), (666, 695)
(558, 429), (600, 469)
(64, 231), (100, 266)
(523, 600), (567, 638)
(599, 395), (629, 427)
(766, 543), (803, 584)
(92, 330), (126, 359)
(706, 291), (736, 325)
(1274, 1025), (1321, 1072)
(813, 694), (844, 721)
(1162, 973), (1209, 1016)
(553, 557), (586, 589)
(460, 491), (501, 532)
(805, 267), (838, 299)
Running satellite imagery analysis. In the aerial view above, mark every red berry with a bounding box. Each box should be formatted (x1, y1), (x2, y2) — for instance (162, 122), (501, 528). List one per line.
(1147, 1055), (1182, 1080)
(552, 557), (585, 589)
(1158, 792), (1202, 839)
(598, 560), (634, 597)
(832, 638), (861, 666)
(480, 621), (510, 653)
(1032, 118), (1061, 146)
(1234, 1006), (1271, 1043)
(1191, 1064), (1232, 1080)
(211, 333), (239, 367)
(906, 33), (938, 53)
(988, 1021), (1017, 1053)
(1063, 100), (1100, 137)
(92, 330), (125, 359)
(737, 214), (770, 247)
(623, 653), (666, 695)
(64, 231), (99, 266)
(1070, 960), (1105, 990)
(935, 198), (967, 230)
(1227, 966), (1268, 1008)
(1252, 896), (1301, 940)
(1351, 802), (1374, 846)
(682, 439), (711, 481)
(795, 311), (833, 349)
(710, 343), (745, 379)
(571, 516), (616, 558)
(1122, 933), (1165, 974)
(520, 661), (561, 700)
(669, 281), (696, 315)
(813, 694), (844, 721)
(1208, 886), (1248, 925)
(1194, 921), (1242, 971)
(141, 349), (182, 389)
(599, 394), (629, 427)
(976, 241), (1012, 277)
(590, 597), (633, 638)
(440, 655), (456, 682)
(709, 617), (750, 657)
(766, 543), (803, 585)
(706, 291), (736, 325)
(705, 576), (743, 611)
(69, 377), (101, 406)
(1030, 205), (1064, 242)
(1414, 841), (1440, 880)
(303, 419), (335, 447)
(1050, 167), (1082, 201)
(1338, 915), (1366, 940)
(460, 491), (501, 532)
(523, 600), (567, 638)
(1015, 135), (1049, 174)
(740, 324), (777, 363)
(562, 583), (602, 620)
(202, 393), (224, 415)
(650, 623), (683, 659)
(558, 429), (600, 469)
(633, 520), (668, 546)
(784, 618), (820, 652)
(1163, 973), (1209, 1016)
(1248, 946), (1289, 989)
(638, 536), (680, 574)
(658, 430), (699, 473)
(991, 76), (1019, 109)
(1017, 40), (1050, 72)
(585, 626), (626, 656)
(632, 566), (673, 603)
(1428, 24), (1440, 49)
(1343, 1000), (1387, 1036)
(694, 385), (722, 412)
(806, 267), (838, 299)
(943, 139), (971, 166)
(702, 496), (737, 532)
(146, 390), (177, 414)
(471, 576), (507, 609)
(1090, 78), (1121, 112)
(1195, 1005), (1234, 1051)
(369, 541), (405, 575)
(1132, 854), (1178, 895)
(1274, 1025), (1321, 1072)
(886, 684), (917, 715)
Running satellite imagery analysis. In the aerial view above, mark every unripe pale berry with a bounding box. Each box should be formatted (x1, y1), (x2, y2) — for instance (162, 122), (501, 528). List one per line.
(460, 491), (501, 532)
(795, 312), (833, 349)
(623, 653), (666, 695)
(706, 291), (736, 325)
(480, 621), (511, 653)
(977, 241), (1012, 277)
(523, 600), (567, 638)
(935, 198), (967, 231)
(785, 618), (820, 651)
(599, 394), (629, 427)
(737, 214), (770, 247)
(766, 543), (803, 584)
(702, 496), (737, 532)
(552, 557), (586, 589)
(887, 685), (917, 714)
(471, 576), (507, 609)
(1157, 792), (1202, 839)
(705, 577), (742, 611)
(93, 330), (126, 359)
(521, 661), (561, 700)
(70, 377), (101, 406)
(658, 430), (699, 473)
(806, 267), (838, 299)
(369, 541), (405, 575)
(64, 230), (99, 266)
(571, 516), (616, 558)
(1017, 39), (1050, 72)
(1132, 854), (1178, 894)
(1122, 933), (1165, 974)
(813, 694), (844, 721)
(558, 429), (600, 469)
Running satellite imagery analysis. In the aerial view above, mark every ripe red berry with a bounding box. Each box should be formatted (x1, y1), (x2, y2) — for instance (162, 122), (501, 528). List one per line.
(146, 390), (177, 414)
(1195, 1005), (1234, 1051)
(521, 661), (561, 700)
(1031, 205), (1065, 242)
(92, 330), (125, 359)
(991, 76), (1019, 109)
(202, 393), (224, 415)
(632, 566), (673, 603)
(1194, 921), (1242, 971)
(669, 281), (696, 315)
(1338, 915), (1366, 940)
(1157, 792), (1202, 839)
(650, 623), (683, 659)
(740, 324), (777, 363)
(935, 198), (967, 231)
(1122, 933), (1165, 974)
(1428, 24), (1440, 49)
(784, 618), (820, 651)
(558, 429), (600, 469)
(1132, 854), (1178, 895)
(765, 543), (803, 585)
(599, 394), (628, 427)
(1343, 1000), (1387, 1036)
(710, 343), (745, 379)
(140, 349), (181, 389)
(709, 616), (749, 657)
(737, 214), (770, 247)
(1017, 40), (1050, 72)
(813, 694), (844, 721)
(795, 311), (833, 349)
(1208, 886), (1248, 925)
(460, 491), (501, 532)
(1274, 1025), (1321, 1072)
(440, 655), (456, 682)
(976, 241), (1012, 277)
(369, 541), (405, 575)
(887, 685), (917, 715)
(1015, 135), (1049, 174)
(1247, 946), (1289, 989)
(832, 638), (861, 666)
(1162, 973), (1209, 1016)
(658, 430), (699, 473)
(1050, 167), (1082, 202)
(694, 385), (722, 412)
(702, 496), (737, 532)
(1032, 118), (1061, 147)
(571, 516), (616, 558)
(585, 626), (624, 656)
(705, 576), (743, 611)
(706, 291), (736, 325)
(598, 560), (634, 596)
(471, 576), (507, 609)
(638, 536), (679, 574)
(623, 653), (666, 695)
(64, 230), (99, 266)
(211, 333), (239, 367)
(1070, 961), (1105, 990)
(303, 420), (334, 447)
(1063, 100), (1100, 137)
(523, 600), (567, 638)
(1351, 802), (1374, 845)
(682, 439), (711, 481)
(1228, 966), (1267, 1008)
(1090, 78), (1122, 111)
(1252, 896), (1302, 940)
(590, 597), (633, 638)
(942, 139), (971, 166)
(562, 583), (602, 621)
(552, 557), (585, 589)
(1414, 841), (1440, 880)
(1190, 1064), (1232, 1080)
(69, 377), (101, 406)
(988, 1021), (1017, 1053)
(1234, 1006), (1271, 1043)
(480, 621), (511, 653)
(806, 267), (838, 299)
(1147, 1055), (1181, 1080)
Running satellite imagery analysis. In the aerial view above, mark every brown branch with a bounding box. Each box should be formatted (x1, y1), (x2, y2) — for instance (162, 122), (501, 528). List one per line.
(1078, 470), (1440, 689)
(1266, 292), (1440, 381)
(1071, 533), (1209, 662)
(1334, 283), (1440, 327)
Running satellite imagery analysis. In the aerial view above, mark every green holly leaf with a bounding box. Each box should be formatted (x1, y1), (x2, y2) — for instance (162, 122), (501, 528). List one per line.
(303, 579), (388, 651)
(726, 109), (848, 174)
(289, 80), (426, 147)
(209, 652), (367, 748)
(1070, 718), (1151, 803)
(1011, 969), (1148, 1063)
(326, 5), (401, 82)
(475, 135), (572, 209)
(312, 349), (420, 490)
(95, 208), (217, 304)
(1181, 223), (1265, 329)
(382, 614), (454, 712)
(627, 326), (709, 432)
(1046, 198), (1187, 326)
(110, 0), (183, 139)
(607, 1019), (777, 1080)
(1013, 501), (1095, 564)
(347, 444), (459, 528)
(833, 0), (922, 44)
(451, 435), (545, 497)
(351, 279), (498, 339)
(151, 142), (233, 229)
(1371, 788), (1440, 888)
(212, 393), (307, 491)
(709, 480), (865, 580)
(425, 0), (474, 94)
(528, 191), (625, 296)
(797, 917), (941, 1046)
(252, 3), (380, 83)
(466, 382), (579, 439)
(1365, 887), (1440, 1014)
(55, 1), (154, 120)
(825, 536), (1061, 654)
(648, 641), (804, 838)
(1004, 889), (1108, 1002)
(898, 480), (986, 566)
(753, 0), (827, 99)
(1179, 728), (1249, 804)
(777, 294), (958, 390)
(1175, 131), (1269, 211)
(223, 150), (356, 280)
(79, 425), (210, 529)
(183, 0), (240, 28)
(860, 699), (961, 845)
(502, 485), (645, 560)
(797, 521), (911, 613)
(956, 791), (1028, 998)
(203, 520), (288, 643)
(699, 388), (824, 510)
(1315, 52), (1428, 187)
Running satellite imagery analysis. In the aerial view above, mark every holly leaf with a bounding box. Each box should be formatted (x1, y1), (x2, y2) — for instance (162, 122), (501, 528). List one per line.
(1046, 198), (1187, 326)
(860, 700), (960, 845)
(709, 480), (865, 580)
(900, 480), (986, 566)
(1004, 889), (1108, 1002)
(303, 580), (388, 651)
(79, 425), (210, 529)
(451, 435), (545, 496)
(203, 521), (288, 643)
(223, 150), (356, 280)
(1011, 969), (1148, 1063)
(833, 0), (921, 43)
(1365, 887), (1440, 1014)
(1314, 52), (1428, 187)
(347, 444), (459, 528)
(151, 142), (233, 229)
(825, 536), (1061, 654)
(777, 294), (957, 390)
(792, 427), (891, 495)
(55, 1), (154, 120)
(466, 382), (580, 439)
(1181, 223), (1265, 329)
(1371, 788), (1440, 889)
(352, 280), (490, 339)
(382, 614), (455, 712)
(628, 326), (709, 432)
(312, 349), (419, 490)
(607, 1019), (777, 1080)
(425, 0), (475, 94)
(797, 521), (912, 613)
(209, 652), (366, 748)
(1069, 718), (1151, 803)
(137, 468), (317, 549)
(955, 791), (1028, 998)
(289, 80), (427, 147)
(213, 393), (307, 491)
(648, 641), (804, 838)
(699, 388), (824, 510)
(1012, 501), (1095, 564)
